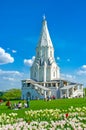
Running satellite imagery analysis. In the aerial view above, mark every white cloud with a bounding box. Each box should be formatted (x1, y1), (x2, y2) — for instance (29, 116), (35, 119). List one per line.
(61, 73), (76, 81)
(0, 47), (14, 65)
(0, 69), (26, 90)
(81, 65), (86, 69)
(77, 65), (86, 75)
(24, 56), (35, 66)
(77, 70), (86, 75)
(57, 57), (60, 60)
(3, 77), (15, 81)
(0, 69), (22, 76)
(12, 50), (17, 53)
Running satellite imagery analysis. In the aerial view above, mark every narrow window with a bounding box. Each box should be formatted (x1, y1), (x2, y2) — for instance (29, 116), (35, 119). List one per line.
(34, 71), (36, 77)
(50, 51), (52, 57)
(53, 71), (55, 77)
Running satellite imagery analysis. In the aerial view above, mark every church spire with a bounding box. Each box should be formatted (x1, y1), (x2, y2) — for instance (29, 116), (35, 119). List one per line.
(37, 16), (53, 48)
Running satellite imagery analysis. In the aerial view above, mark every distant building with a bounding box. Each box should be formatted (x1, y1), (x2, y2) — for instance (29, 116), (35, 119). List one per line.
(21, 17), (83, 100)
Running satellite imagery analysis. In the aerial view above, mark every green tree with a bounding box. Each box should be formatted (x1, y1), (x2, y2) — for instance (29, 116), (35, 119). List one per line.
(2, 89), (21, 100)
(0, 91), (4, 99)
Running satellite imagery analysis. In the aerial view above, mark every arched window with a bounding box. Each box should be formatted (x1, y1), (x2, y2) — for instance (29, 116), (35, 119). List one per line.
(53, 71), (55, 77)
(34, 71), (36, 77)
(50, 51), (52, 57)
(37, 51), (39, 56)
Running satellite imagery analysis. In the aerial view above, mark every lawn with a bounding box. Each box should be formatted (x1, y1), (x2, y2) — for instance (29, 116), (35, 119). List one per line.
(0, 98), (86, 129)
(0, 98), (86, 117)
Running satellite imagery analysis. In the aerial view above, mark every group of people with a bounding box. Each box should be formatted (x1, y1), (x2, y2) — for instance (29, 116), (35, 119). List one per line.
(45, 95), (56, 101)
(6, 100), (30, 109)
(0, 99), (3, 105)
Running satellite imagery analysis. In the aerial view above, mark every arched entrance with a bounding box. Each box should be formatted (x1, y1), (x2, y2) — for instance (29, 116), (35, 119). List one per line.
(26, 92), (31, 99)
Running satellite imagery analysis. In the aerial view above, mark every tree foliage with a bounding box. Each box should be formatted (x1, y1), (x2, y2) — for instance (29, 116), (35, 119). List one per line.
(1, 89), (21, 100)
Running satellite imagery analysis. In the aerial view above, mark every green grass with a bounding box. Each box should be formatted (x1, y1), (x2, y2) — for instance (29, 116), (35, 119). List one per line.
(30, 98), (86, 110)
(0, 98), (86, 118)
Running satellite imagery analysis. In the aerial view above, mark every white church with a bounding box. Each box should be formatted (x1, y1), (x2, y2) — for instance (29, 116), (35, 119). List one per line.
(21, 17), (83, 100)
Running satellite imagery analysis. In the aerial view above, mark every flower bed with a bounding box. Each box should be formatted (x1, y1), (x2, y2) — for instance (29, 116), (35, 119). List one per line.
(0, 106), (86, 129)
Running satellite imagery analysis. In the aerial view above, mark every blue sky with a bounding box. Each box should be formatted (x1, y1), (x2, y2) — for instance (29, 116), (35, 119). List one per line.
(0, 0), (86, 90)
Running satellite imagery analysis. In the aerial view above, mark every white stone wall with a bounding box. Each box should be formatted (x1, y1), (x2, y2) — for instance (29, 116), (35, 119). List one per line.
(21, 87), (44, 100)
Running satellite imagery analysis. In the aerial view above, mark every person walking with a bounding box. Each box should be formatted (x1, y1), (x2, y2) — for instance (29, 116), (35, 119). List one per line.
(26, 97), (30, 108)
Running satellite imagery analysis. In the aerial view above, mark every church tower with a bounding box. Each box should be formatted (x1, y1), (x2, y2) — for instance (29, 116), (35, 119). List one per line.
(30, 16), (60, 82)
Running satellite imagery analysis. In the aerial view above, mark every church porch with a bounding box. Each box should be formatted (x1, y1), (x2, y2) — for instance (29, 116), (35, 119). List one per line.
(60, 84), (83, 98)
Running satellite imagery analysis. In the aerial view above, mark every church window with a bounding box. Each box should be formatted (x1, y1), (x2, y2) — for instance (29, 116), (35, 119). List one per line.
(40, 59), (41, 65)
(50, 51), (52, 57)
(37, 51), (39, 56)
(53, 71), (55, 77)
(34, 71), (36, 77)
